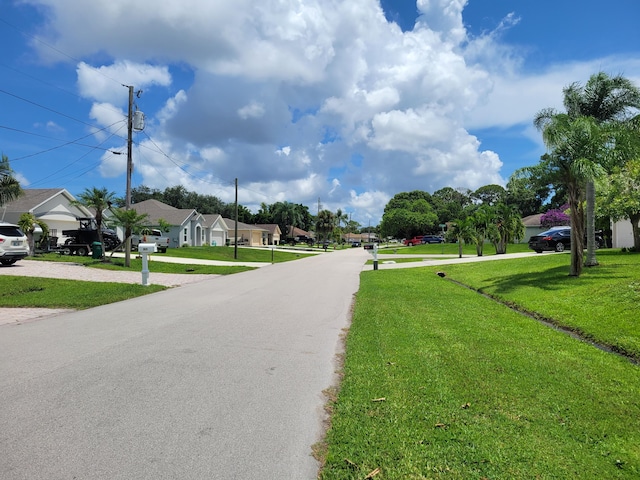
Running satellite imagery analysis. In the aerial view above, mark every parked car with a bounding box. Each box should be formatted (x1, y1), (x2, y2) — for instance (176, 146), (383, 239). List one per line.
(528, 227), (603, 253)
(0, 222), (29, 266)
(403, 236), (424, 246)
(351, 241), (361, 247)
(421, 235), (445, 244)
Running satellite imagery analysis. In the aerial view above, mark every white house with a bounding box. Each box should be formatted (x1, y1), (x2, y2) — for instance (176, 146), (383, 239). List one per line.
(1, 188), (93, 242)
(126, 199), (210, 248)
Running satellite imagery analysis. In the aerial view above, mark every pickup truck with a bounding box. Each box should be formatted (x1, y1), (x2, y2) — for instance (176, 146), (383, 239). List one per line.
(131, 229), (170, 253)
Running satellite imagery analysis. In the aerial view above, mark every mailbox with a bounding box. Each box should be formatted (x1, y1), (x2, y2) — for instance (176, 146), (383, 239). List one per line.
(138, 243), (157, 253)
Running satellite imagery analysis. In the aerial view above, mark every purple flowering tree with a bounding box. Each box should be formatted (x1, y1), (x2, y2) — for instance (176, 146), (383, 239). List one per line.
(540, 204), (570, 228)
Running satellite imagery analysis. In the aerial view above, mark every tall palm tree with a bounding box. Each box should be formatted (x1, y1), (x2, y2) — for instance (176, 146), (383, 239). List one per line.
(0, 154), (22, 206)
(534, 115), (606, 276)
(543, 72), (640, 266)
(73, 187), (117, 261)
(316, 209), (335, 242)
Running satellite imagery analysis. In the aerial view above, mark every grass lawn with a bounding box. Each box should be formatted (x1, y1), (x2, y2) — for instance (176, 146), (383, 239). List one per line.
(320, 250), (640, 479)
(141, 245), (314, 263)
(0, 276), (165, 309)
(32, 252), (257, 275)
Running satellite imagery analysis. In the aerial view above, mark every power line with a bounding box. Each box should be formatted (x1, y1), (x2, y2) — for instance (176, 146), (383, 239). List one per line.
(0, 122), (126, 161)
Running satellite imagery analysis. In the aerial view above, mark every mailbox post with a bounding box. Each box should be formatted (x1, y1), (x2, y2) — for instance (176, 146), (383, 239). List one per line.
(368, 243), (379, 270)
(138, 243), (157, 286)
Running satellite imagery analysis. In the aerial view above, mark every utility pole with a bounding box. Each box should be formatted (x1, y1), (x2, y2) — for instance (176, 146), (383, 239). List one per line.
(234, 178), (238, 260)
(126, 85), (134, 209)
(124, 85), (134, 267)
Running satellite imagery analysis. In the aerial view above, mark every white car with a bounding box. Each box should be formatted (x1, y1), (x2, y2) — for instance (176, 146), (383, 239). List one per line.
(0, 222), (29, 266)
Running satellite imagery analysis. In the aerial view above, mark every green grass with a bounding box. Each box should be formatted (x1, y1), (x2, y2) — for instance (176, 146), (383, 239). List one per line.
(320, 250), (640, 479)
(32, 253), (256, 275)
(145, 245), (313, 262)
(379, 242), (532, 256)
(0, 276), (165, 309)
(438, 249), (640, 360)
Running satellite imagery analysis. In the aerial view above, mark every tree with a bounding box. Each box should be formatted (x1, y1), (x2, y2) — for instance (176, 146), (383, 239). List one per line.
(599, 159), (640, 250)
(540, 205), (570, 228)
(490, 203), (525, 254)
(271, 201), (303, 239)
(505, 170), (551, 216)
(109, 208), (150, 264)
(380, 192), (438, 239)
(449, 216), (476, 258)
(73, 187), (117, 261)
(0, 154), (22, 206)
(532, 114), (606, 276)
(471, 184), (506, 206)
(431, 187), (471, 225)
(541, 72), (640, 267)
(17, 213), (49, 256)
(316, 209), (335, 241)
(468, 205), (496, 256)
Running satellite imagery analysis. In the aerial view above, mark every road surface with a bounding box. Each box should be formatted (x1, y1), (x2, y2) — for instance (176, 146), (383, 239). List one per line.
(0, 247), (369, 479)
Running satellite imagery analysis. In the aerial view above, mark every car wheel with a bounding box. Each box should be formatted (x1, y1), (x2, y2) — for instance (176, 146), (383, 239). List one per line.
(62, 247), (72, 255)
(0, 259), (17, 266)
(555, 242), (565, 252)
(76, 246), (89, 256)
(535, 250), (543, 254)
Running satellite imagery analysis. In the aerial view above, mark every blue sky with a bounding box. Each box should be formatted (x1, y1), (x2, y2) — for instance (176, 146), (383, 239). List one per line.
(1, 0), (639, 226)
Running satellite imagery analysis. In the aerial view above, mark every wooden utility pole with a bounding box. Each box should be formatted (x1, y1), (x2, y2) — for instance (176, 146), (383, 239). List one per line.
(234, 178), (238, 259)
(124, 85), (134, 267)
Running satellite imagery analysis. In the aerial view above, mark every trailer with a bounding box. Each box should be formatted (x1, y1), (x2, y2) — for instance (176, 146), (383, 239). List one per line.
(58, 218), (121, 256)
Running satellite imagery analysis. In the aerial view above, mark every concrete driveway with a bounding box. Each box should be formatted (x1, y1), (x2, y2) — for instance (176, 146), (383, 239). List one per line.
(0, 248), (369, 479)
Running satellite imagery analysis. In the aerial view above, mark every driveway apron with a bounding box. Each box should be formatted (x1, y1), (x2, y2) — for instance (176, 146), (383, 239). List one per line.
(0, 248), (369, 479)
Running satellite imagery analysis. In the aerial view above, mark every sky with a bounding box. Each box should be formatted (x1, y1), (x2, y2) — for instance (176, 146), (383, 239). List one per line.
(1, 0), (639, 227)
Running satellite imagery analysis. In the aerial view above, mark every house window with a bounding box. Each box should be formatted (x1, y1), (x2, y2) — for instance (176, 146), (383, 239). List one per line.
(49, 229), (57, 237)
(183, 228), (187, 242)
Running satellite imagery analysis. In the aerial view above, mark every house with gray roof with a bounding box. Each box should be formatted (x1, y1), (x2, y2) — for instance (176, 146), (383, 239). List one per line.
(202, 214), (228, 247)
(1, 188), (93, 242)
(128, 199), (207, 248)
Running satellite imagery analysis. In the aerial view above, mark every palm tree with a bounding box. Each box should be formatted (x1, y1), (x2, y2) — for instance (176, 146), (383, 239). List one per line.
(543, 72), (640, 266)
(272, 201), (302, 240)
(469, 205), (496, 256)
(17, 213), (49, 256)
(491, 203), (525, 254)
(450, 216), (476, 258)
(316, 209), (335, 242)
(73, 187), (117, 260)
(0, 154), (22, 206)
(109, 208), (150, 264)
(533, 114), (606, 276)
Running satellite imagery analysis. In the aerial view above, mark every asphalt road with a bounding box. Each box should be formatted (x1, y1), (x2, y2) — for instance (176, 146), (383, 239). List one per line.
(0, 247), (369, 479)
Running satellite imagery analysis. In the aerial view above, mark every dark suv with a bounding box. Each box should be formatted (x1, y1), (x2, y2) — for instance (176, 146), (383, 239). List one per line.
(0, 222), (29, 265)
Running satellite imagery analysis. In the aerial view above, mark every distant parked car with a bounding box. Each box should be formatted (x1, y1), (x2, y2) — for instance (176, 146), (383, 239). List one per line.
(403, 236), (424, 246)
(0, 222), (29, 266)
(351, 241), (361, 247)
(421, 235), (445, 244)
(528, 227), (603, 253)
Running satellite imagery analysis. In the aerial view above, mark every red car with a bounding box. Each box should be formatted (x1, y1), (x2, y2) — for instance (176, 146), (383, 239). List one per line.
(403, 236), (423, 246)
